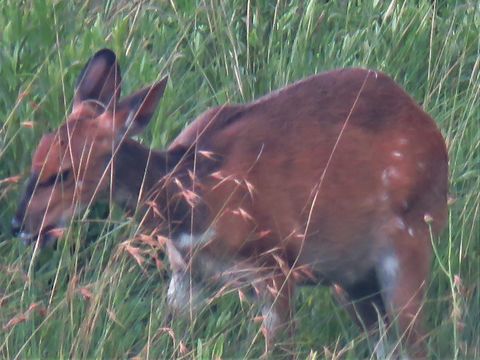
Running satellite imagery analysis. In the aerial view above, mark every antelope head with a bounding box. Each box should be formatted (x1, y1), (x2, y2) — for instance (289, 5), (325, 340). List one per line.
(12, 49), (167, 246)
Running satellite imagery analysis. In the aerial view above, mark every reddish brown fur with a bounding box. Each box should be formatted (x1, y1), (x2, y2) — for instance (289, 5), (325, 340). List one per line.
(13, 50), (448, 357)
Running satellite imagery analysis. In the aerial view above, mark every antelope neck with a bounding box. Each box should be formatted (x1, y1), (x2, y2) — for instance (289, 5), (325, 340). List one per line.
(111, 139), (170, 209)
(110, 139), (202, 237)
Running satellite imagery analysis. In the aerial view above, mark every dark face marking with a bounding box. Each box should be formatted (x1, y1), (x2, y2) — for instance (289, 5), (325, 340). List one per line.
(14, 173), (39, 226)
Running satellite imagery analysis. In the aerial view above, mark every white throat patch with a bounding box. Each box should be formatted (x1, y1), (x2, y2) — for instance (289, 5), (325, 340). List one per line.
(175, 228), (216, 249)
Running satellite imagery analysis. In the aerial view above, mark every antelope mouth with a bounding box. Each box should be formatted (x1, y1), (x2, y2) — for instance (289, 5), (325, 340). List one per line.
(19, 225), (65, 247)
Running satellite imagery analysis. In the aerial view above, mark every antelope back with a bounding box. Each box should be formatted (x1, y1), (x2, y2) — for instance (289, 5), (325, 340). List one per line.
(168, 68), (448, 259)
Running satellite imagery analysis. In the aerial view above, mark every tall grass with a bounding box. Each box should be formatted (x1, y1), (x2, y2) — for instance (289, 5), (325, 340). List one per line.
(0, 0), (478, 358)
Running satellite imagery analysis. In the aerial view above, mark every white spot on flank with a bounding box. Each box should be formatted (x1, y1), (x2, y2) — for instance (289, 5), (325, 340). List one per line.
(382, 169), (389, 186)
(398, 138), (409, 145)
(380, 192), (389, 203)
(392, 151), (403, 159)
(176, 228), (216, 249)
(381, 166), (403, 187)
(417, 161), (426, 170)
(394, 217), (406, 230)
(408, 227), (415, 237)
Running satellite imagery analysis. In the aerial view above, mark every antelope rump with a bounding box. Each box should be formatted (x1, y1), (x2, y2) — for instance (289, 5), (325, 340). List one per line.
(12, 49), (448, 357)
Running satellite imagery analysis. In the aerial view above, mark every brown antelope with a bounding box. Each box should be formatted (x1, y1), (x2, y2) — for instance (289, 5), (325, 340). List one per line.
(12, 49), (448, 357)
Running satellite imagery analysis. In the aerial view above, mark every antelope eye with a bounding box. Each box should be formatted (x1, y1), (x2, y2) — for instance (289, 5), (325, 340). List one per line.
(59, 169), (71, 182)
(40, 169), (72, 187)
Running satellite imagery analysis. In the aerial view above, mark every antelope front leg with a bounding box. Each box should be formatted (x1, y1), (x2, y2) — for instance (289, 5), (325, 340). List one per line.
(165, 240), (203, 318)
(257, 273), (295, 356)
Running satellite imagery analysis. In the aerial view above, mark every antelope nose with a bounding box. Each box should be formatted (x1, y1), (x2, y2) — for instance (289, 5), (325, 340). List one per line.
(11, 217), (22, 237)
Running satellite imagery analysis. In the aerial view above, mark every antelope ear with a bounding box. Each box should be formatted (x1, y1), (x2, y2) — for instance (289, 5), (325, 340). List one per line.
(73, 48), (121, 110)
(112, 76), (168, 137)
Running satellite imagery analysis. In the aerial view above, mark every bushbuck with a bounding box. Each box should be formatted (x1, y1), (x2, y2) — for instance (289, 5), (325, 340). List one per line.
(12, 49), (448, 357)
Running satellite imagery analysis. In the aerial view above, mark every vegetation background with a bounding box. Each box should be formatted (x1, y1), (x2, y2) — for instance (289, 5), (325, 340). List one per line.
(0, 0), (478, 358)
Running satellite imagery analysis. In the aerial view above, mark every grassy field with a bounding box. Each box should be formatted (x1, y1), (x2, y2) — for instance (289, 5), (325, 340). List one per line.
(0, 0), (479, 358)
